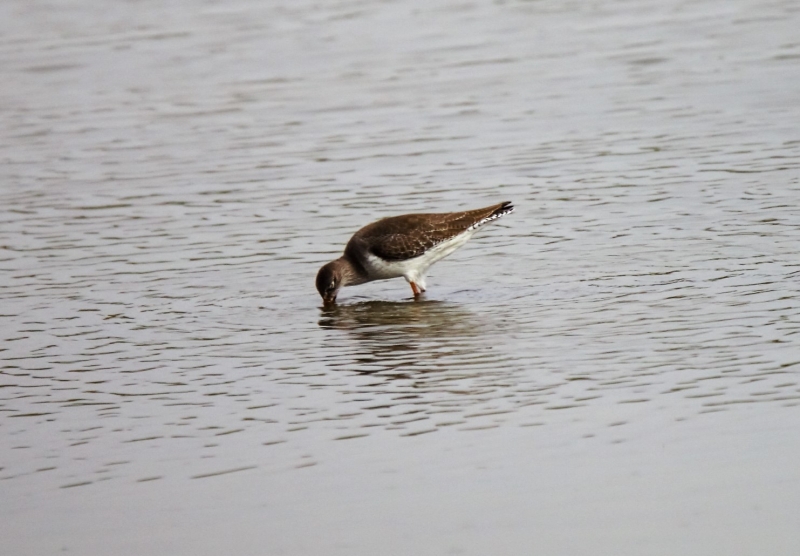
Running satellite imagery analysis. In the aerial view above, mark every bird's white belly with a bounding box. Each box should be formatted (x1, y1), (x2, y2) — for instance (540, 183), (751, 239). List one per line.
(363, 253), (418, 280)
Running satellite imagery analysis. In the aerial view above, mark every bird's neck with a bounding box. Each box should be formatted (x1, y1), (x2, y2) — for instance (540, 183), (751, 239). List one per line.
(337, 255), (369, 286)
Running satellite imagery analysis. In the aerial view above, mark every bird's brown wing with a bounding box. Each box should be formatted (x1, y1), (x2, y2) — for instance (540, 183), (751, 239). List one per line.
(346, 201), (513, 262)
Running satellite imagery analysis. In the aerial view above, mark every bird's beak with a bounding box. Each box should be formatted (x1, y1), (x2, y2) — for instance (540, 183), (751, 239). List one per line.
(323, 294), (337, 306)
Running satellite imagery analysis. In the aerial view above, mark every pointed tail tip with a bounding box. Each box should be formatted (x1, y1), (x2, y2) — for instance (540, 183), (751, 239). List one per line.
(496, 200), (514, 215)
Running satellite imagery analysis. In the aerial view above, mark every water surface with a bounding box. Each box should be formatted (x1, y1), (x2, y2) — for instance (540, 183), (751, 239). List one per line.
(2, 0), (800, 554)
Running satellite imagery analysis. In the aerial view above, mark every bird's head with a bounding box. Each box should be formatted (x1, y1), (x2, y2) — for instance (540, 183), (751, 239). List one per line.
(315, 260), (346, 305)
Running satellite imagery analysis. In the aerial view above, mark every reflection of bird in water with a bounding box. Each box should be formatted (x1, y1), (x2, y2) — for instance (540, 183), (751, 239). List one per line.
(315, 202), (514, 304)
(317, 301), (524, 434)
(318, 300), (511, 378)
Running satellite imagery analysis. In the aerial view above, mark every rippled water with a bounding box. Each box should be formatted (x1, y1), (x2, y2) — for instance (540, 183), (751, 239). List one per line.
(2, 0), (800, 554)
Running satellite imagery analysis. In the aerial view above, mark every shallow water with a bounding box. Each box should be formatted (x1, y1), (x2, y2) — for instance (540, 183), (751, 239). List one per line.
(2, 0), (800, 554)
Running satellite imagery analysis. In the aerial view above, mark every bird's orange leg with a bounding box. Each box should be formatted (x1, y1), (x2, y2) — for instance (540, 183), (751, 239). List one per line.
(410, 282), (422, 297)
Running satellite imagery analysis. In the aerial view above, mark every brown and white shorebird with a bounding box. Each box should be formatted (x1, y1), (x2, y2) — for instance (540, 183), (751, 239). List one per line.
(315, 201), (514, 304)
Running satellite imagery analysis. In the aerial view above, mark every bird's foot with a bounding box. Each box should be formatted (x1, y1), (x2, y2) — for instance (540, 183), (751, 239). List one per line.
(410, 282), (424, 298)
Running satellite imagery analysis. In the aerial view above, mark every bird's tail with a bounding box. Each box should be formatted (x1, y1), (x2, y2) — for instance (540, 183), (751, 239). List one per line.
(491, 201), (514, 219)
(465, 201), (515, 232)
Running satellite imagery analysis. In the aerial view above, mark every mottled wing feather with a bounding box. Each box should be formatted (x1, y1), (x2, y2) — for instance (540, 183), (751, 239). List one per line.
(346, 202), (513, 262)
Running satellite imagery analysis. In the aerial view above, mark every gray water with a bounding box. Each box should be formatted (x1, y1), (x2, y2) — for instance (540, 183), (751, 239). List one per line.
(2, 0), (800, 554)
